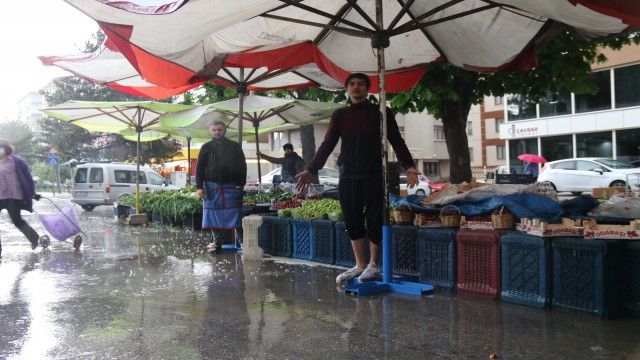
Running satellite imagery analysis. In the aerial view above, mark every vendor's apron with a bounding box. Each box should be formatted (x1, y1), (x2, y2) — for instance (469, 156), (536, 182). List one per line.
(202, 181), (243, 229)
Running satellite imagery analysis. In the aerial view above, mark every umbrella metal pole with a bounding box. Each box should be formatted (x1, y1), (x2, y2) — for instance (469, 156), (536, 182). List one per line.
(254, 123), (262, 194)
(237, 69), (245, 144)
(187, 137), (192, 185)
(136, 129), (141, 214)
(345, 0), (433, 297)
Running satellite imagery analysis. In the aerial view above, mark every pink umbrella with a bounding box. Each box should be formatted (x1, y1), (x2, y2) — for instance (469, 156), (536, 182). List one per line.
(518, 154), (547, 164)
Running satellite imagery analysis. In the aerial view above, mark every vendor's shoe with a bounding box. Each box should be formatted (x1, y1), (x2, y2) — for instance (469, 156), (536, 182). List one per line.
(207, 242), (221, 254)
(358, 266), (382, 283)
(336, 267), (365, 284)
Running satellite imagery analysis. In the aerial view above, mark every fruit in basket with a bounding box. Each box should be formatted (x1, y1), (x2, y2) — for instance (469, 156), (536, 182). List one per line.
(271, 199), (302, 209)
(440, 209), (459, 216)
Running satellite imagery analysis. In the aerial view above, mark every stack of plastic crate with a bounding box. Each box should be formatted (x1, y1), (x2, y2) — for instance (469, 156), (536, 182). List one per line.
(311, 220), (335, 265)
(552, 237), (623, 318)
(259, 215), (292, 257)
(417, 228), (457, 291)
(391, 225), (420, 277)
(500, 233), (551, 308)
(292, 218), (313, 260)
(456, 230), (501, 299)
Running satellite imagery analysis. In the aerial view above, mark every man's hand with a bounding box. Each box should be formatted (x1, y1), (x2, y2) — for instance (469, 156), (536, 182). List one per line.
(294, 170), (312, 191)
(196, 188), (205, 199)
(406, 167), (421, 189)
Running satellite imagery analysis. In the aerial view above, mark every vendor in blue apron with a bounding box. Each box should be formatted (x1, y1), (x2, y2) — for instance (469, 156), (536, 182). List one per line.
(196, 120), (247, 254)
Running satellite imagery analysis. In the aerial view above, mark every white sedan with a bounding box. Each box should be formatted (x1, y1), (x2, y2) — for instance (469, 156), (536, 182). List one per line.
(399, 175), (432, 196)
(259, 167), (340, 186)
(537, 157), (640, 195)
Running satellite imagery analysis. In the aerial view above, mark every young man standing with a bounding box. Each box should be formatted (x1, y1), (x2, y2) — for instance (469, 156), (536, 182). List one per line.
(258, 143), (304, 183)
(295, 73), (419, 284)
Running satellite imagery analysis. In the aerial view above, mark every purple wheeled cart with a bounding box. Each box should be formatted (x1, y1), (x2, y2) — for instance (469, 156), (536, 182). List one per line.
(35, 197), (87, 250)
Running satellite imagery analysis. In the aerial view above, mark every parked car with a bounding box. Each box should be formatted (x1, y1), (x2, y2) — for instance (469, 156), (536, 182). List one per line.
(259, 167), (340, 186)
(399, 175), (432, 196)
(537, 157), (640, 195)
(72, 162), (180, 211)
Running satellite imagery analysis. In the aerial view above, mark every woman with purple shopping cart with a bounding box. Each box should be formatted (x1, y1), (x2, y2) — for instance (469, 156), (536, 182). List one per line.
(0, 138), (41, 257)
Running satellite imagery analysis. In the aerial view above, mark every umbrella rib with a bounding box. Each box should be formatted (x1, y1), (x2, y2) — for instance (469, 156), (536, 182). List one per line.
(392, 4), (498, 35)
(262, 13), (370, 38)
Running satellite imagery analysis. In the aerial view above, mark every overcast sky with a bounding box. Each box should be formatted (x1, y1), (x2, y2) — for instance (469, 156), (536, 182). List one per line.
(0, 1), (98, 121)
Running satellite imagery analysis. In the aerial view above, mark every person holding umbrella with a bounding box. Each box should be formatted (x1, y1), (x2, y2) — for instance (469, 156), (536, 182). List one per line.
(0, 138), (41, 256)
(258, 143), (305, 184)
(295, 73), (419, 284)
(196, 121), (247, 254)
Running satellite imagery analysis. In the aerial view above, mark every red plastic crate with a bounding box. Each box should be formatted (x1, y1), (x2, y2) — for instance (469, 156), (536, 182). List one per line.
(456, 230), (501, 299)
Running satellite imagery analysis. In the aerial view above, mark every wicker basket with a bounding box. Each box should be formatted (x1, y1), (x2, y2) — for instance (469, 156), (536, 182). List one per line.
(491, 206), (515, 229)
(439, 205), (461, 228)
(393, 209), (414, 225)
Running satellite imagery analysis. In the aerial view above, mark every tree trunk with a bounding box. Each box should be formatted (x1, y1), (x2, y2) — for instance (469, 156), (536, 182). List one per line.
(300, 124), (319, 183)
(441, 76), (475, 184)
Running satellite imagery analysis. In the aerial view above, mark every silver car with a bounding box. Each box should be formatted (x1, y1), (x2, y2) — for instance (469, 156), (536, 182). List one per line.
(537, 157), (640, 195)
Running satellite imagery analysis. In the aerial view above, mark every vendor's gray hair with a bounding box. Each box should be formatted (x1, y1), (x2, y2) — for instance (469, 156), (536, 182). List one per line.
(209, 120), (226, 129)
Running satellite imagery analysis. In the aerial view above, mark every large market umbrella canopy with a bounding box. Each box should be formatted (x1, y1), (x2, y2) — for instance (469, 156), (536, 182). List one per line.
(63, 0), (637, 92)
(41, 100), (210, 213)
(39, 38), (348, 99)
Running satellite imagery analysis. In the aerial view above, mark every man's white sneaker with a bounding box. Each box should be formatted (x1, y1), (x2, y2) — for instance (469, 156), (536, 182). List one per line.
(358, 267), (382, 282)
(336, 267), (365, 284)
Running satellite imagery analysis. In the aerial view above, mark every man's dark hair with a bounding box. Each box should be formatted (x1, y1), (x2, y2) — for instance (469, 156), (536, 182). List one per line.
(344, 73), (371, 89)
(282, 143), (294, 151)
(0, 138), (14, 156)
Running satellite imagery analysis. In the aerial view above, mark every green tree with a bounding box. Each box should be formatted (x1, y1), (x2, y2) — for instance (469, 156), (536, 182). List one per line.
(0, 120), (39, 163)
(387, 31), (640, 184)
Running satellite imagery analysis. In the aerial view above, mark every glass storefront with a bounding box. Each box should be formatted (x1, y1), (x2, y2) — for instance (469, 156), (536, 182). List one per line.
(539, 88), (572, 118)
(541, 135), (573, 162)
(508, 138), (538, 173)
(576, 131), (613, 158)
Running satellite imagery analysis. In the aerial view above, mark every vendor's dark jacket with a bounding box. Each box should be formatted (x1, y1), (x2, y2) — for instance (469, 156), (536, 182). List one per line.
(307, 101), (415, 179)
(260, 151), (304, 182)
(196, 137), (247, 188)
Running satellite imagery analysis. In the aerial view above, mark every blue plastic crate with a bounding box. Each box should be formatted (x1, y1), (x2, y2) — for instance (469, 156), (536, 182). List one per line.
(258, 215), (273, 254)
(621, 241), (640, 317)
(312, 220), (335, 265)
(259, 216), (292, 257)
(500, 233), (551, 308)
(418, 228), (457, 291)
(334, 222), (370, 267)
(392, 225), (419, 276)
(292, 218), (313, 260)
(552, 237), (623, 318)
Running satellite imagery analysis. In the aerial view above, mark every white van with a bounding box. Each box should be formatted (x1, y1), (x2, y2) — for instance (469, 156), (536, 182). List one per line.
(71, 162), (179, 211)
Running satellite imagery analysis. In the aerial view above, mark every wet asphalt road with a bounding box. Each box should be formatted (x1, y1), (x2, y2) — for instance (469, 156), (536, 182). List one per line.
(1, 194), (640, 360)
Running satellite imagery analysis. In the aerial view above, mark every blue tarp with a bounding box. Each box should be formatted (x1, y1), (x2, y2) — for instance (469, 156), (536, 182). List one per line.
(390, 193), (565, 222)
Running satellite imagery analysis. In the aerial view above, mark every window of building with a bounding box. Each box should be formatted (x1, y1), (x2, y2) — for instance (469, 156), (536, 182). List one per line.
(616, 128), (640, 163)
(575, 70), (612, 113)
(541, 135), (573, 162)
(495, 96), (503, 105)
(495, 117), (504, 133)
(496, 145), (505, 160)
(539, 88), (571, 118)
(271, 131), (284, 151)
(506, 93), (537, 121)
(398, 126), (405, 138)
(434, 125), (445, 140)
(423, 162), (439, 176)
(466, 121), (473, 136)
(615, 63), (640, 109)
(289, 129), (302, 149)
(469, 147), (474, 162)
(576, 131), (613, 158)
(508, 138), (538, 173)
